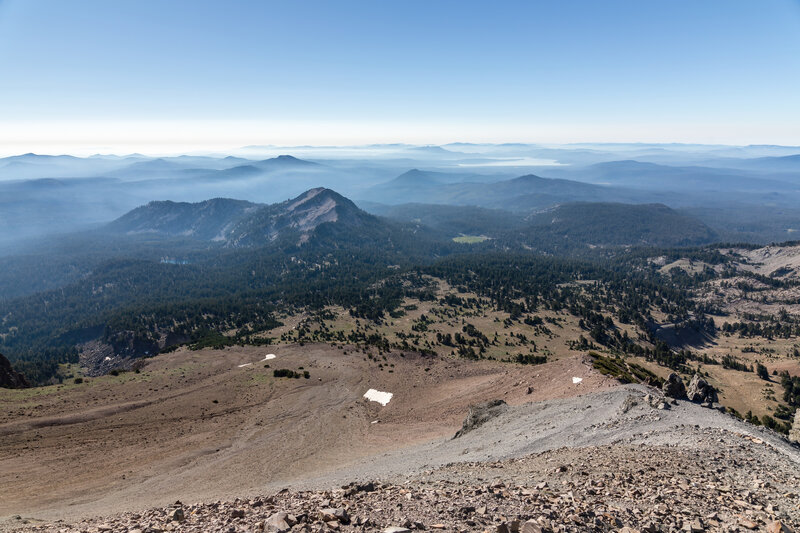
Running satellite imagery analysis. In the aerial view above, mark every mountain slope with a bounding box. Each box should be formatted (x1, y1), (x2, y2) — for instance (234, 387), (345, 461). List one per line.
(107, 198), (261, 240)
(225, 188), (383, 247)
(106, 188), (410, 249)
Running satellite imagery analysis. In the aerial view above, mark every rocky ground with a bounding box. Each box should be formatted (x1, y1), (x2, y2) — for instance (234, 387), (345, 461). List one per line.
(10, 437), (800, 533)
(3, 345), (800, 533)
(6, 384), (800, 532)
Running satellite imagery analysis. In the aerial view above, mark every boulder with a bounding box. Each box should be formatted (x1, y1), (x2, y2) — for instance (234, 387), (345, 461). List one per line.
(644, 393), (669, 410)
(767, 521), (794, 533)
(521, 521), (544, 533)
(790, 410), (800, 444)
(453, 399), (508, 439)
(662, 373), (687, 400)
(167, 507), (184, 522)
(318, 508), (349, 524)
(0, 353), (29, 389)
(266, 512), (292, 532)
(686, 374), (718, 405)
(342, 481), (375, 496)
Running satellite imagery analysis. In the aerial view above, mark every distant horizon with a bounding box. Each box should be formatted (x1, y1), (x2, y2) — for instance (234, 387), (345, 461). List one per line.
(2, 140), (800, 159)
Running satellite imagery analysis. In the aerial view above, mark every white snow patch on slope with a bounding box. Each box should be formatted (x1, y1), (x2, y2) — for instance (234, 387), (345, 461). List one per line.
(239, 354), (276, 369)
(572, 377), (583, 384)
(364, 389), (393, 406)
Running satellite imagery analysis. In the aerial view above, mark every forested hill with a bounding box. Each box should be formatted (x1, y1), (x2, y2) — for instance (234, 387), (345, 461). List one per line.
(365, 201), (717, 250)
(106, 198), (261, 240)
(0, 189), (723, 386)
(519, 202), (718, 248)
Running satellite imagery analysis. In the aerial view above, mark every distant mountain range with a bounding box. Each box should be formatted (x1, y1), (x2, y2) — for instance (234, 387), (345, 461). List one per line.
(2, 146), (800, 253)
(366, 200), (716, 249)
(360, 169), (630, 210)
(549, 160), (800, 190)
(106, 185), (719, 261)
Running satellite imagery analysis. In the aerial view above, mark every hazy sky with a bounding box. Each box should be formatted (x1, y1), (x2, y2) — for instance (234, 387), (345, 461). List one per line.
(1, 0), (799, 153)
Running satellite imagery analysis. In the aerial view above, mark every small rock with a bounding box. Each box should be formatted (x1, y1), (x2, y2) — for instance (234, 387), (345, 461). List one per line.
(231, 509), (245, 519)
(167, 508), (184, 522)
(384, 528), (412, 533)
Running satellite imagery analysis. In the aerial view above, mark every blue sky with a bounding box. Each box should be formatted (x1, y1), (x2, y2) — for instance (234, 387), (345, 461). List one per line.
(0, 0), (798, 152)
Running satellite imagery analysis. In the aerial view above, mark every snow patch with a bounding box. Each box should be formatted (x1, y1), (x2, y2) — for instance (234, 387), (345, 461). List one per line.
(364, 389), (393, 406)
(239, 353), (276, 368)
(572, 377), (583, 384)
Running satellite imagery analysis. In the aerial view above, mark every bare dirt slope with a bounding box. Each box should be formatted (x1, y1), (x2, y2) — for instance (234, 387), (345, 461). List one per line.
(0, 344), (613, 526)
(7, 385), (800, 532)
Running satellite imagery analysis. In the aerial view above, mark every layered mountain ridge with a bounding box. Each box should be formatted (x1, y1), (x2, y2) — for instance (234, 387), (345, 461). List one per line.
(106, 187), (386, 248)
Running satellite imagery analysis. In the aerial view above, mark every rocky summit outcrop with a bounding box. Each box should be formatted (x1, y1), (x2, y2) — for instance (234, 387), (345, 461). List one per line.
(453, 399), (507, 439)
(791, 410), (800, 444)
(662, 372), (687, 399)
(0, 352), (29, 389)
(687, 374), (719, 406)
